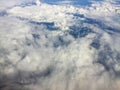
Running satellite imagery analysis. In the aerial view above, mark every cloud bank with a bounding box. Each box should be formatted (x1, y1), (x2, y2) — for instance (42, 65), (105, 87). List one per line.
(0, 0), (120, 90)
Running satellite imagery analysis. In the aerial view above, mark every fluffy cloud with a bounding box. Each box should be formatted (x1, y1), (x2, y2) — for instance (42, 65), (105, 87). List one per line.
(0, 0), (120, 90)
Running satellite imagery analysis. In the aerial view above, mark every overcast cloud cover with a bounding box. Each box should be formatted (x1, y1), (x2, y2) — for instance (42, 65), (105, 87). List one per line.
(0, 0), (120, 90)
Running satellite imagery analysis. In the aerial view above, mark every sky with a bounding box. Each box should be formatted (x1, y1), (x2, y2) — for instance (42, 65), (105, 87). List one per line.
(0, 0), (120, 90)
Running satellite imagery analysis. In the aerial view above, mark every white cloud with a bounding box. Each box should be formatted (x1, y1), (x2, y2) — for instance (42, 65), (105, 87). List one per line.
(0, 0), (120, 90)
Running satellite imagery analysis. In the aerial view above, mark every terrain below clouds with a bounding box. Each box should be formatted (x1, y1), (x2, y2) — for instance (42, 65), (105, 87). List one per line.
(0, 0), (120, 90)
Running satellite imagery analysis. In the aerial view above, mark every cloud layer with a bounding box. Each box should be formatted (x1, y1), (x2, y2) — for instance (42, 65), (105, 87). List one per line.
(0, 0), (120, 90)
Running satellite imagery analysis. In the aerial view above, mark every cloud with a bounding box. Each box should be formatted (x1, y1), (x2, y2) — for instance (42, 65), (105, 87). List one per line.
(0, 0), (120, 90)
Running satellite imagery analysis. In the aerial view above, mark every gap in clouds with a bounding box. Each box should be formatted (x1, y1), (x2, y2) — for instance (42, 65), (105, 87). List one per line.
(41, 0), (104, 6)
